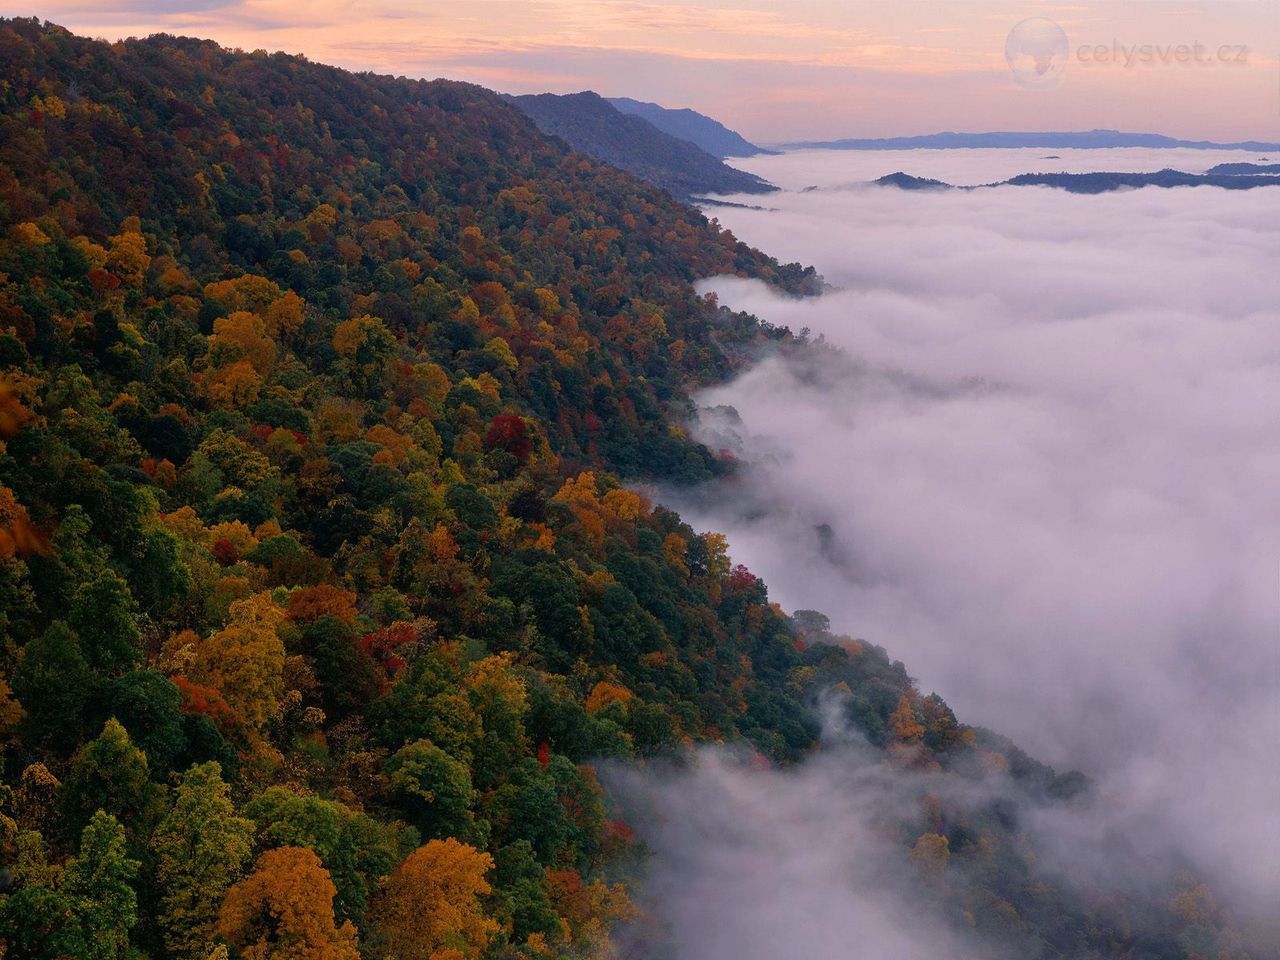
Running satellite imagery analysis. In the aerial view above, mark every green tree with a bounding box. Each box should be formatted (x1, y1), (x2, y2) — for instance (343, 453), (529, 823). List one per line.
(488, 758), (571, 864)
(0, 886), (84, 958)
(0, 826), (86, 960)
(60, 811), (141, 960)
(385, 739), (478, 842)
(68, 567), (142, 672)
(490, 840), (564, 944)
(369, 645), (481, 761)
(300, 614), (383, 719)
(11, 621), (92, 751)
(59, 717), (157, 847)
(98, 669), (187, 774)
(151, 762), (254, 960)
(465, 654), (530, 791)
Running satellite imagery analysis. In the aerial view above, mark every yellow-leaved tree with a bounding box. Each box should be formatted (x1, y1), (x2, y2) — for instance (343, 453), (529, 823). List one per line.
(187, 592), (286, 732)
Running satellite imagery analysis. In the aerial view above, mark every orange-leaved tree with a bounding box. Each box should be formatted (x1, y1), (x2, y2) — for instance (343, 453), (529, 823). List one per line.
(217, 846), (359, 960)
(366, 838), (498, 960)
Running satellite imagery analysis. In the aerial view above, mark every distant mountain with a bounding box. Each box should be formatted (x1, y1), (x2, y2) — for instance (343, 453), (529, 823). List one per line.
(507, 92), (775, 198)
(785, 129), (1280, 151)
(867, 168), (1280, 193)
(606, 96), (773, 158)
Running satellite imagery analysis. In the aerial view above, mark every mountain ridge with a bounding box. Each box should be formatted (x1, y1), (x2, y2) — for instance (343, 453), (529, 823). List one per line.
(507, 91), (775, 198)
(785, 128), (1280, 151)
(605, 96), (773, 158)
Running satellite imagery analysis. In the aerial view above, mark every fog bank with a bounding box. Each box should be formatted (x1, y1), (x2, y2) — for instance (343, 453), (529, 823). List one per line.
(605, 742), (983, 960)
(659, 148), (1280, 917)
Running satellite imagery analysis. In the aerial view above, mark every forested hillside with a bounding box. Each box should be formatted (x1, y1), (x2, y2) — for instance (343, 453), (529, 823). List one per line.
(0, 19), (1248, 960)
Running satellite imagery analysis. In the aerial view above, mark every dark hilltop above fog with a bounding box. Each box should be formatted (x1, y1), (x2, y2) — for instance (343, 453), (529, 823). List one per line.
(1205, 161), (1280, 175)
(868, 172), (951, 191)
(868, 167), (1280, 193)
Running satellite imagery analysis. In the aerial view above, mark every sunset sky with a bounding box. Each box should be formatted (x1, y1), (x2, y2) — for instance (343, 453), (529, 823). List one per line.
(6, 1), (1278, 142)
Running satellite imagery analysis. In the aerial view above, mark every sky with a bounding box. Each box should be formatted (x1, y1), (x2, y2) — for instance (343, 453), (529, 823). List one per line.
(6, 0), (1279, 143)
(660, 147), (1280, 927)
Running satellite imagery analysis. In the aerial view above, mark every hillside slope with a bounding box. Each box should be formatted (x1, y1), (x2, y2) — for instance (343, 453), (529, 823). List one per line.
(606, 96), (773, 158)
(0, 19), (1248, 960)
(507, 91), (774, 198)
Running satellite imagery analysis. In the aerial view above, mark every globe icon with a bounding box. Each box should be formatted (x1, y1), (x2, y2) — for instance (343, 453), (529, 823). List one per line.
(1005, 17), (1069, 88)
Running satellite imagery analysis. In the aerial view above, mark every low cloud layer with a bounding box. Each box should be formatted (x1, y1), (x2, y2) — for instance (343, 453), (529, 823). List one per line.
(605, 706), (1225, 960)
(606, 695), (1052, 960)
(605, 740), (982, 960)
(656, 148), (1280, 921)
